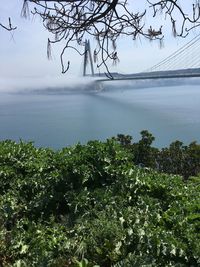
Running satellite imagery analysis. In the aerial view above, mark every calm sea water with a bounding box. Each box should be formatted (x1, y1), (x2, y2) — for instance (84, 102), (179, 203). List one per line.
(0, 83), (200, 149)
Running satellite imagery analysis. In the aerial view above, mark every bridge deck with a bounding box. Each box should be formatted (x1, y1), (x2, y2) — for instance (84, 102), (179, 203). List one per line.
(95, 69), (200, 82)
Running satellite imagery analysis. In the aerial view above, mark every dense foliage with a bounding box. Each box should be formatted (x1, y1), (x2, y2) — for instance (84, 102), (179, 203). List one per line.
(0, 134), (199, 266)
(114, 130), (200, 179)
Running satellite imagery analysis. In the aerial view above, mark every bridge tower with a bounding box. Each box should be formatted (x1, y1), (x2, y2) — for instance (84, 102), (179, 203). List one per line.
(83, 39), (94, 76)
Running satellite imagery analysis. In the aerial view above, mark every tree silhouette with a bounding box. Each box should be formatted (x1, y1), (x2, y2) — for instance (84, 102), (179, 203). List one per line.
(18, 1), (200, 76)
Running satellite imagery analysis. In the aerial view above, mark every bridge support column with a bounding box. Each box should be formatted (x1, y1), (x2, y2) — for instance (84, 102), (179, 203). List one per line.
(83, 39), (94, 77)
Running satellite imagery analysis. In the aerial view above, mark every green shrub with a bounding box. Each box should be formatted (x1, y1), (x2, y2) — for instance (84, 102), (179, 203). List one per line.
(0, 138), (199, 266)
(114, 131), (200, 179)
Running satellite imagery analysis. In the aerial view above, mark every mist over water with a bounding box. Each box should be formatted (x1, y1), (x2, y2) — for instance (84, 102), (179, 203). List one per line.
(0, 75), (95, 93)
(0, 77), (200, 149)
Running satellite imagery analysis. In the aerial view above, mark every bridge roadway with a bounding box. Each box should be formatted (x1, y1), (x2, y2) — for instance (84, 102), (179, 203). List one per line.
(95, 68), (200, 82)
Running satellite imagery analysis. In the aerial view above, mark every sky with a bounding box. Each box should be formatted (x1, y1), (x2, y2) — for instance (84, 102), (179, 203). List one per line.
(0, 0), (199, 91)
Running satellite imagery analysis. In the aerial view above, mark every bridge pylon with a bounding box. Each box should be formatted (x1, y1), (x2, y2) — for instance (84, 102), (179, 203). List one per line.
(83, 39), (94, 77)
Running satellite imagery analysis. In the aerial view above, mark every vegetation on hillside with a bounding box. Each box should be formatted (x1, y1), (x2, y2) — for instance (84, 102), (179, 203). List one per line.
(114, 130), (200, 179)
(0, 133), (199, 266)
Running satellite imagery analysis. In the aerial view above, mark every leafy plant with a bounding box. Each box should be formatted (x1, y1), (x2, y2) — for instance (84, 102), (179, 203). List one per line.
(0, 137), (199, 266)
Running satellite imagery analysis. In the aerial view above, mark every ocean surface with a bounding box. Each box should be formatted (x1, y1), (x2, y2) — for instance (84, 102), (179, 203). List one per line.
(0, 82), (200, 149)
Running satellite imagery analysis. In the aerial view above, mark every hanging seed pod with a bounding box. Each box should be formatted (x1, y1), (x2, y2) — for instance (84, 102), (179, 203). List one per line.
(47, 38), (52, 60)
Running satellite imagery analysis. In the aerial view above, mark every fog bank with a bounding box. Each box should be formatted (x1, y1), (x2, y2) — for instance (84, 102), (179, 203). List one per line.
(0, 75), (96, 93)
(1, 74), (200, 94)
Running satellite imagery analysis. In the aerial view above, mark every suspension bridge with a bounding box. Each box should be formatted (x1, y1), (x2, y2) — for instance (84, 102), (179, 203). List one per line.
(83, 34), (200, 82)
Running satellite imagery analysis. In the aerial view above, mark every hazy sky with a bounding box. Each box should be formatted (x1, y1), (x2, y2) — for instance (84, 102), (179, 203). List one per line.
(0, 1), (198, 90)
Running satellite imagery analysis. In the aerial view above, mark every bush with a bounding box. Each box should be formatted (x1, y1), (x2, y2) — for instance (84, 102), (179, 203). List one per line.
(115, 131), (200, 179)
(0, 138), (199, 266)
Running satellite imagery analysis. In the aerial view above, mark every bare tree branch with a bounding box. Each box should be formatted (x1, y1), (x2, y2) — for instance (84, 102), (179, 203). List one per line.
(148, 0), (200, 37)
(0, 17), (17, 31)
(20, 1), (200, 76)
